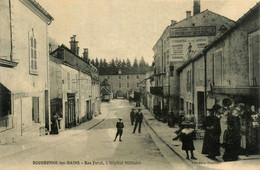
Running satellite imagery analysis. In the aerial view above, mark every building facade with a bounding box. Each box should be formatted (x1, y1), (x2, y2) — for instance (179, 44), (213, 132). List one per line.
(50, 36), (100, 130)
(178, 3), (260, 129)
(152, 0), (235, 121)
(0, 0), (53, 143)
(99, 67), (153, 99)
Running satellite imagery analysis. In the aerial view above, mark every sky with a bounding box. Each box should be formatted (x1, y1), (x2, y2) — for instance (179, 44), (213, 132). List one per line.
(37, 0), (259, 65)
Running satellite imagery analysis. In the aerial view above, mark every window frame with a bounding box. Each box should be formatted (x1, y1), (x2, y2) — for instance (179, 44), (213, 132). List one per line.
(29, 29), (38, 75)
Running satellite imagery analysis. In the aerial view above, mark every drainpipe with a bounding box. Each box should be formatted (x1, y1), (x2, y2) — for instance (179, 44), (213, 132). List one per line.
(9, 0), (13, 61)
(203, 51), (207, 117)
(20, 95), (23, 136)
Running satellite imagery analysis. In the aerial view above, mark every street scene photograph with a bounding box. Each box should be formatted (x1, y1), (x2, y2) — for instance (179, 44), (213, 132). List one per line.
(0, 0), (259, 170)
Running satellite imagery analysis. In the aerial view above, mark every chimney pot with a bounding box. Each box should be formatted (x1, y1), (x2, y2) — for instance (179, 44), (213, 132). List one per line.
(171, 20), (177, 26)
(69, 35), (79, 55)
(186, 11), (191, 18)
(193, 0), (201, 15)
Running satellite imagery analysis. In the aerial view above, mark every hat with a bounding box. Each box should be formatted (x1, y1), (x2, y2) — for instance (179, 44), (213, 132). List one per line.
(119, 117), (122, 120)
(132, 108), (135, 110)
(222, 98), (233, 107)
(207, 104), (221, 112)
(137, 107), (142, 110)
(181, 121), (194, 126)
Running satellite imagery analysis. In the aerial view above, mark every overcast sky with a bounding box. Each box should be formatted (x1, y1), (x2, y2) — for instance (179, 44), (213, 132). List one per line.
(38, 0), (259, 64)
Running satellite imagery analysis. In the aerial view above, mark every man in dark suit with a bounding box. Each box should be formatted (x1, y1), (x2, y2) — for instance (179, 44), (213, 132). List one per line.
(133, 108), (143, 134)
(130, 108), (135, 125)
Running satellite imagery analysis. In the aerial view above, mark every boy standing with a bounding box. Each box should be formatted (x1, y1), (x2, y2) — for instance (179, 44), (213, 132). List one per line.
(114, 117), (124, 142)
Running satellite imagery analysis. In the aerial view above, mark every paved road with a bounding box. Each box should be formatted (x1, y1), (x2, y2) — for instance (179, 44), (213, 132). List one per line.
(0, 99), (188, 170)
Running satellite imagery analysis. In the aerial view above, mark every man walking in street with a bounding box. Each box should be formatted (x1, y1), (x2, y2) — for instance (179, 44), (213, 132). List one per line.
(133, 108), (143, 134)
(130, 108), (135, 125)
(114, 117), (124, 142)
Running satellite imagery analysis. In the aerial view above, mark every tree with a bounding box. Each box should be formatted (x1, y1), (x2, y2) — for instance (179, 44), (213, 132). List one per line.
(126, 58), (131, 67)
(95, 58), (99, 68)
(109, 58), (116, 67)
(49, 37), (59, 53)
(117, 59), (122, 67)
(115, 57), (119, 67)
(99, 58), (104, 68)
(103, 59), (108, 67)
(122, 59), (126, 67)
(90, 59), (95, 65)
(139, 56), (146, 67)
(133, 57), (138, 67)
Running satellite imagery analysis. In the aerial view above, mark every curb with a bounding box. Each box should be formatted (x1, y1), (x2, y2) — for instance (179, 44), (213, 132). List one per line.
(0, 109), (110, 160)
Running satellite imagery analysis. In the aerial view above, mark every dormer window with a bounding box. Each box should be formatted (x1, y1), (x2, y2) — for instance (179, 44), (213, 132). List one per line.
(118, 69), (122, 75)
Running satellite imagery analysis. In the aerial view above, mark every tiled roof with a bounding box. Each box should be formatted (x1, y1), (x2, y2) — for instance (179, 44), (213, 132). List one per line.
(100, 87), (112, 95)
(28, 0), (54, 21)
(99, 66), (153, 75)
(100, 80), (111, 86)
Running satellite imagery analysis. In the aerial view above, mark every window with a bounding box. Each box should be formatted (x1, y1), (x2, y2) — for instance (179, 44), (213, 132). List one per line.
(127, 75), (129, 79)
(137, 83), (139, 87)
(186, 70), (192, 92)
(108, 76), (110, 79)
(119, 83), (121, 88)
(213, 48), (223, 86)
(67, 72), (71, 90)
(136, 75), (139, 79)
(249, 30), (260, 86)
(127, 82), (129, 88)
(29, 30), (38, 74)
(170, 65), (174, 77)
(32, 97), (39, 123)
(119, 76), (121, 79)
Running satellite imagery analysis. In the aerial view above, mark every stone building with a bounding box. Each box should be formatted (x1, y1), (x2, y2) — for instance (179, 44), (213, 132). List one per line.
(0, 0), (53, 143)
(50, 36), (100, 129)
(152, 0), (235, 120)
(177, 3), (260, 128)
(99, 67), (153, 99)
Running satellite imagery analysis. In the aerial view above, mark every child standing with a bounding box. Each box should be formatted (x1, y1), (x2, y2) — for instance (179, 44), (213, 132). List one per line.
(173, 121), (197, 160)
(114, 117), (124, 142)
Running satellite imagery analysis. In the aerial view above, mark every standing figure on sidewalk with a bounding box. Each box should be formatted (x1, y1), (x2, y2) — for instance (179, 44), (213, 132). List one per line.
(114, 117), (124, 142)
(202, 104), (221, 159)
(130, 108), (136, 125)
(173, 122), (197, 160)
(133, 108), (143, 134)
(50, 112), (60, 135)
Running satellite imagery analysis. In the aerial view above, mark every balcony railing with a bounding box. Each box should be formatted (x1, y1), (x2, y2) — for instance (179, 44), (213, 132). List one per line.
(150, 86), (169, 97)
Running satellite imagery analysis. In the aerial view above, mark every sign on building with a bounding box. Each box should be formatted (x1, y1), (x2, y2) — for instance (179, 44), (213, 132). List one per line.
(171, 37), (208, 61)
(170, 26), (216, 37)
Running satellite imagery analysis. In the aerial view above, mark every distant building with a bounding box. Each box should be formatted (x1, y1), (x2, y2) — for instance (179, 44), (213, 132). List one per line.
(0, 0), (53, 143)
(50, 36), (100, 129)
(99, 67), (153, 99)
(100, 79), (113, 102)
(178, 3), (260, 127)
(152, 0), (235, 121)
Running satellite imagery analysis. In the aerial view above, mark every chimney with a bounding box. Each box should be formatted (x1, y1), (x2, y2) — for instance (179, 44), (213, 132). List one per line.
(83, 48), (89, 62)
(193, 0), (200, 15)
(171, 20), (177, 26)
(69, 35), (79, 55)
(186, 11), (191, 18)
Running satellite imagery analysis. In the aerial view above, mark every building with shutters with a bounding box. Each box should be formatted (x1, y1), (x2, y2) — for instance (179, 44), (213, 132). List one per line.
(151, 0), (235, 121)
(177, 3), (260, 128)
(50, 36), (100, 130)
(0, 0), (53, 143)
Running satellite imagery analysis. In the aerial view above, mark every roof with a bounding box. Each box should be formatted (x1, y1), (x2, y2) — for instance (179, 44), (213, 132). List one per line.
(177, 3), (260, 72)
(100, 80), (111, 86)
(153, 9), (235, 49)
(22, 0), (54, 22)
(99, 66), (153, 75)
(100, 87), (112, 95)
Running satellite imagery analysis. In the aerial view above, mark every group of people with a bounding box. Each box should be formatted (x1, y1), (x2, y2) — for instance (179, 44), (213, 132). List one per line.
(202, 98), (260, 161)
(113, 107), (144, 142)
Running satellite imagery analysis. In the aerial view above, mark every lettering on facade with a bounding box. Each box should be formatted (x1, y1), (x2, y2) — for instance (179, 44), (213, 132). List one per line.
(171, 37), (208, 61)
(170, 26), (216, 37)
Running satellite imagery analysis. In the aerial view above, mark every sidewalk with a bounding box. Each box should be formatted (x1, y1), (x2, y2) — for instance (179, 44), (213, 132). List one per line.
(0, 103), (110, 159)
(133, 102), (260, 169)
